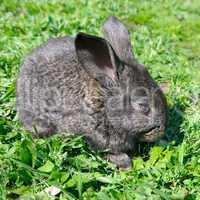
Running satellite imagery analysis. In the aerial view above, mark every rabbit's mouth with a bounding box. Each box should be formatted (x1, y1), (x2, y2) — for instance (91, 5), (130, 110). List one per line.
(139, 125), (164, 142)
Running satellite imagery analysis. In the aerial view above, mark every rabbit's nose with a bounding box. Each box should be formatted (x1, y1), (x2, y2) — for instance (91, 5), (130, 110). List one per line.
(152, 119), (161, 126)
(153, 118), (165, 129)
(154, 114), (164, 122)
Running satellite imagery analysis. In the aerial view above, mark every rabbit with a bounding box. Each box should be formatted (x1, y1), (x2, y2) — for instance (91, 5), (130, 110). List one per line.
(16, 16), (167, 169)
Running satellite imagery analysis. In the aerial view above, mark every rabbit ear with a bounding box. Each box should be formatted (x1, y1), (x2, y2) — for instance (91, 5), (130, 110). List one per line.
(102, 16), (135, 65)
(75, 32), (118, 82)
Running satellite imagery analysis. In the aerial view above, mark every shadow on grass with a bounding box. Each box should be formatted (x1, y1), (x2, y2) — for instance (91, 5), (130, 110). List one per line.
(164, 100), (185, 145)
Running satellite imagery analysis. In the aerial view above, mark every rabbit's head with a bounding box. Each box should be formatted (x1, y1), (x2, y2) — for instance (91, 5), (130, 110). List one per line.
(75, 16), (167, 143)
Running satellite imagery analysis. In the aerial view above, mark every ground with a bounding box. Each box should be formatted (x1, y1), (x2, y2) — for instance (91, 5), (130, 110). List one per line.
(0, 0), (200, 199)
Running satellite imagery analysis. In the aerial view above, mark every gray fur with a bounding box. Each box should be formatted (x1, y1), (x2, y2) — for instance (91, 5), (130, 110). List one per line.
(16, 16), (167, 168)
(102, 16), (135, 65)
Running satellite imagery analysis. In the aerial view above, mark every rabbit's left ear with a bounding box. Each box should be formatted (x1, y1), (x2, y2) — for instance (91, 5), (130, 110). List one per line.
(102, 16), (135, 65)
(75, 32), (119, 82)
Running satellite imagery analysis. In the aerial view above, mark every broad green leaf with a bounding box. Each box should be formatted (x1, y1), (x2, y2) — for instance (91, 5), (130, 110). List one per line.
(38, 160), (54, 173)
(96, 176), (114, 184)
(178, 143), (185, 165)
(19, 140), (32, 166)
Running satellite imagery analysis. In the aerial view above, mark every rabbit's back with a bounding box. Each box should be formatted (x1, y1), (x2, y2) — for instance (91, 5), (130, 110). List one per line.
(16, 36), (87, 136)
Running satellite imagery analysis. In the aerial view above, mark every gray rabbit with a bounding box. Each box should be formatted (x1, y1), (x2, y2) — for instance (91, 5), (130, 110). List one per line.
(16, 16), (167, 168)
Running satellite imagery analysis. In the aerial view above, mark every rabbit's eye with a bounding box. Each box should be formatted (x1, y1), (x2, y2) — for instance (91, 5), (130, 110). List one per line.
(132, 99), (150, 115)
(137, 102), (150, 114)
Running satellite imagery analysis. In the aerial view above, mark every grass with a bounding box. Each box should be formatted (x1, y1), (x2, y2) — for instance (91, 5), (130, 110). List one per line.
(0, 0), (200, 199)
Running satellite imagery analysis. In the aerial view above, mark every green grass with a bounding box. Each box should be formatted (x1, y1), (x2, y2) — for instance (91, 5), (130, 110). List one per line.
(1, 0), (200, 199)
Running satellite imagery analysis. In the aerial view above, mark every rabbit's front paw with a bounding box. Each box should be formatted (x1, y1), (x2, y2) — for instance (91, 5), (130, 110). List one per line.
(107, 153), (131, 169)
